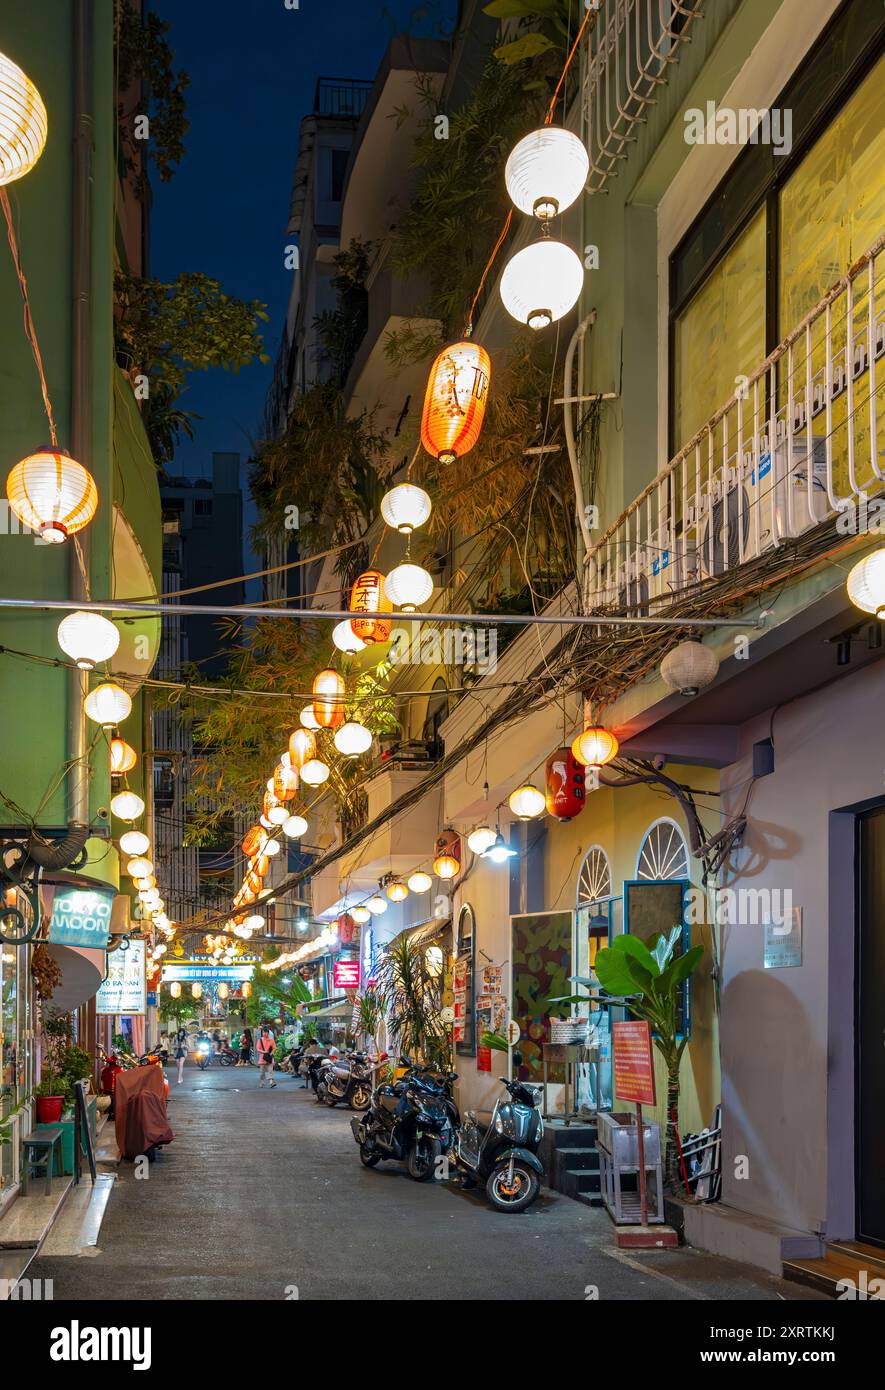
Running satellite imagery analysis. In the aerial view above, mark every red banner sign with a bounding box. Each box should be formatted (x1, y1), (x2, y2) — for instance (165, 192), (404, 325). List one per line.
(333, 960), (361, 989)
(612, 1020), (656, 1106)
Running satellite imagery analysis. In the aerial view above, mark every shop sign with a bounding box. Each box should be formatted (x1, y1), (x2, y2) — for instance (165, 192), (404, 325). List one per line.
(47, 884), (114, 950)
(161, 964), (253, 982)
(612, 1020), (656, 1106)
(333, 959), (361, 989)
(97, 940), (146, 1016)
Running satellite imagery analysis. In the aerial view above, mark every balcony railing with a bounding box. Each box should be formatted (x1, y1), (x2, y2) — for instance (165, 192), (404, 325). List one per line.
(313, 78), (373, 120)
(581, 0), (704, 194)
(585, 232), (885, 611)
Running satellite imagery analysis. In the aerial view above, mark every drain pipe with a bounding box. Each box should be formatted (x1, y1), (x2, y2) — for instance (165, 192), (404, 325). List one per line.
(563, 311), (597, 559)
(67, 0), (93, 836)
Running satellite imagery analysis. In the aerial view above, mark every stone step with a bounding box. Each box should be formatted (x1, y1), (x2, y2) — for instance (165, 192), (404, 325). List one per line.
(784, 1242), (885, 1298)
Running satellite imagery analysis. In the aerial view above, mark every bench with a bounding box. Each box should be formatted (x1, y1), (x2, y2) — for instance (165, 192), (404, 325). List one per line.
(21, 1129), (64, 1197)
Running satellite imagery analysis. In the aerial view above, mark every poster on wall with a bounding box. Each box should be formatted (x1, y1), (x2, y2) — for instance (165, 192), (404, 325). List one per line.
(97, 940), (146, 1016)
(511, 910), (573, 1084)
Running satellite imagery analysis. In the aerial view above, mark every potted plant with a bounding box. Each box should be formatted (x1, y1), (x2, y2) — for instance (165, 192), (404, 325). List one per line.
(34, 1075), (68, 1125)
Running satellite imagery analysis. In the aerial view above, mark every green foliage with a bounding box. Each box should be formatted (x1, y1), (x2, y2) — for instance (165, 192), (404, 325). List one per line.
(483, 0), (577, 66)
(376, 938), (450, 1071)
(59, 1046), (93, 1096)
(480, 1030), (509, 1053)
(34, 1076), (66, 1099)
(159, 992), (198, 1028)
(313, 240), (373, 386)
(355, 989), (386, 1049)
(243, 965), (312, 1029)
(116, 0), (190, 194)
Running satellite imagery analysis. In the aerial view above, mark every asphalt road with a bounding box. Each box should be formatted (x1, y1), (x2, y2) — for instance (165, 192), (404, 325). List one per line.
(32, 1064), (826, 1301)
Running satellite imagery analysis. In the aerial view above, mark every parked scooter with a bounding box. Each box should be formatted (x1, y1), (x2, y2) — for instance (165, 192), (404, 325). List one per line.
(450, 1055), (544, 1212)
(318, 1050), (373, 1110)
(350, 1060), (456, 1181)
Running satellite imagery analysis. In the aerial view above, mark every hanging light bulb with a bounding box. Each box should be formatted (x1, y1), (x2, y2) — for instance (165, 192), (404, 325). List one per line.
(300, 704), (321, 731)
(300, 759), (330, 787)
(366, 894), (388, 915)
(57, 611), (120, 670)
(407, 870), (433, 893)
(847, 548), (885, 617)
(571, 725), (619, 769)
(385, 878), (408, 903)
(0, 50), (48, 186)
(380, 483), (432, 534)
(170, 981), (182, 999)
(110, 790), (144, 822)
(421, 341), (491, 464)
(312, 668), (346, 729)
(508, 784), (546, 820)
(467, 825), (497, 855)
(384, 563), (433, 612)
(282, 814), (308, 839)
(483, 828), (517, 863)
(84, 681), (132, 727)
(433, 853), (460, 880)
(334, 721), (373, 757)
(288, 728), (316, 770)
(119, 830), (150, 857)
(351, 905), (372, 924)
(109, 736), (137, 775)
(332, 620), (366, 655)
(349, 569), (393, 644)
(500, 237), (583, 330)
(6, 448), (98, 542)
(505, 126), (589, 220)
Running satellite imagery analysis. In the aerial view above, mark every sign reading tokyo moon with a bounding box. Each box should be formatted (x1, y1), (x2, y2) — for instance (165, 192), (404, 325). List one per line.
(97, 939), (146, 1016)
(47, 883), (114, 949)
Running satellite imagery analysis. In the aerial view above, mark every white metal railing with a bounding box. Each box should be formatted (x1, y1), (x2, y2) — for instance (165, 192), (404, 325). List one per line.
(585, 232), (885, 611)
(581, 0), (704, 193)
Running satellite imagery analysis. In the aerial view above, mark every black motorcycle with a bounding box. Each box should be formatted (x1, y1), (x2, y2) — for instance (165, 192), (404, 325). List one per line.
(319, 1051), (373, 1110)
(304, 1051), (331, 1093)
(451, 1064), (544, 1212)
(351, 1064), (455, 1181)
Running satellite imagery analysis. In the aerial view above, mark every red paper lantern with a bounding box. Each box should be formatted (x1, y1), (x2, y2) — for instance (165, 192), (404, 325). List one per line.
(545, 747), (586, 822)
(420, 340), (491, 464)
(337, 912), (356, 944)
(312, 668), (345, 729)
(350, 569), (392, 644)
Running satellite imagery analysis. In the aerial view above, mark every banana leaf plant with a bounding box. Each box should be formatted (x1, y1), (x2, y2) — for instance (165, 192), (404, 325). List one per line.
(590, 927), (704, 1188)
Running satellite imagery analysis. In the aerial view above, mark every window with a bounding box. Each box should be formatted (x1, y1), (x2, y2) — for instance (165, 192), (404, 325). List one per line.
(636, 818), (690, 881)
(330, 148), (349, 202)
(576, 845), (613, 908)
(193, 498), (213, 517)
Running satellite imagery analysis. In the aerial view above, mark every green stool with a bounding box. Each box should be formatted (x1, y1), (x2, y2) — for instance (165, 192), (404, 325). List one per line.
(21, 1129), (64, 1196)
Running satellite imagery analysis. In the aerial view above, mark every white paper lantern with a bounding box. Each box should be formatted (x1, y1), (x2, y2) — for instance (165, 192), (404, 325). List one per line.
(300, 704), (321, 731)
(508, 784), (546, 820)
(119, 830), (150, 857)
(0, 50), (48, 186)
(384, 562), (433, 612)
(407, 870), (433, 893)
(351, 905), (372, 924)
(505, 127), (589, 220)
(111, 790), (144, 822)
(84, 681), (132, 727)
(282, 814), (308, 839)
(380, 483), (432, 534)
(500, 238), (584, 330)
(300, 759), (330, 787)
(467, 825), (497, 855)
(847, 548), (885, 618)
(332, 620), (366, 655)
(660, 640), (720, 696)
(264, 838), (281, 856)
(57, 611), (120, 670)
(334, 721), (373, 757)
(366, 894), (388, 914)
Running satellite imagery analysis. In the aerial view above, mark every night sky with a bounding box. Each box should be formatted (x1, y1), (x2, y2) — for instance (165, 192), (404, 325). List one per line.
(150, 0), (457, 480)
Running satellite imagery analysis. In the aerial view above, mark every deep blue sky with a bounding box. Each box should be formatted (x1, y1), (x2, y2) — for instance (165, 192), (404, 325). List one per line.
(150, 0), (456, 480)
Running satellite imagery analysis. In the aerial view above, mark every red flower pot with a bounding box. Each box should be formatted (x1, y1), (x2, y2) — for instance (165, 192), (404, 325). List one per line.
(35, 1095), (64, 1124)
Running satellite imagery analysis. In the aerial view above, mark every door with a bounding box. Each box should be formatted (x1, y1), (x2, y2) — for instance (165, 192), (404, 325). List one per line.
(858, 806), (885, 1247)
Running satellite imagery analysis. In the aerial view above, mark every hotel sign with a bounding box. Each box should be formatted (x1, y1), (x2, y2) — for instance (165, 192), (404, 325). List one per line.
(161, 964), (254, 982)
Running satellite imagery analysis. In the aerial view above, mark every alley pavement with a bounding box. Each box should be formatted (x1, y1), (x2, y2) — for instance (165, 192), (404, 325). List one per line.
(32, 1065), (827, 1301)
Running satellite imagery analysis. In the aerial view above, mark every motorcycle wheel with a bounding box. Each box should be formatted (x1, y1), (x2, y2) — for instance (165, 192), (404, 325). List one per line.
(350, 1086), (371, 1110)
(219, 1053), (234, 1067)
(486, 1161), (541, 1213)
(407, 1137), (440, 1183)
(324, 1092), (338, 1107)
(359, 1143), (381, 1168)
(198, 1059), (208, 1071)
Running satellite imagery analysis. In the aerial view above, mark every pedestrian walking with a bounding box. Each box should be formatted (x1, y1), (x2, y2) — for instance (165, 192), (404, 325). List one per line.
(257, 1027), (276, 1087)
(173, 1026), (188, 1084)
(239, 1027), (253, 1067)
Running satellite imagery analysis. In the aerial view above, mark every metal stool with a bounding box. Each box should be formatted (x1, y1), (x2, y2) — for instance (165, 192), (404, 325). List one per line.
(21, 1129), (64, 1196)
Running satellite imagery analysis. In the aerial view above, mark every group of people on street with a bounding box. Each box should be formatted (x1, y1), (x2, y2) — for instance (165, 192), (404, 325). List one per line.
(163, 1023), (278, 1087)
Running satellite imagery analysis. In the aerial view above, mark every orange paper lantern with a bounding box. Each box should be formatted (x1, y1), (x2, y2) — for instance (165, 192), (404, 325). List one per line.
(109, 737), (137, 775)
(420, 340), (491, 465)
(312, 668), (345, 729)
(349, 569), (392, 644)
(242, 825), (267, 858)
(273, 763), (299, 801)
(288, 728), (316, 770)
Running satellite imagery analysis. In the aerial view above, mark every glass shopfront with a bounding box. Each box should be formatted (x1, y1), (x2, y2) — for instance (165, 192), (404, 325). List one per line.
(1, 938), (34, 1194)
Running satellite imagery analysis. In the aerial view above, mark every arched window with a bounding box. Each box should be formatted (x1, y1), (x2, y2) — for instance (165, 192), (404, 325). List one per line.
(576, 845), (613, 910)
(636, 817), (690, 881)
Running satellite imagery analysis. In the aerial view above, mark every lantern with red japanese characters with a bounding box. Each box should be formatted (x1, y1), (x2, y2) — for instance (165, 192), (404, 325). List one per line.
(337, 912), (357, 945)
(350, 569), (392, 644)
(544, 747), (586, 822)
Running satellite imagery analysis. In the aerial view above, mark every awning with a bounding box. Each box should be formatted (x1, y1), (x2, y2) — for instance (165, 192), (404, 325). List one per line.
(305, 998), (351, 1019)
(384, 916), (451, 953)
(44, 943), (105, 1013)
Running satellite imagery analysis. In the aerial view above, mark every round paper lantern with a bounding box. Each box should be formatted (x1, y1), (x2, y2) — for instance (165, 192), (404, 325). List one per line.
(246, 870), (263, 896)
(170, 981), (182, 999)
(505, 126), (589, 220)
(119, 830), (150, 857)
(384, 563), (433, 612)
(407, 870), (433, 893)
(57, 611), (119, 670)
(421, 341), (491, 465)
(282, 814), (308, 839)
(134, 875), (156, 891)
(244, 914), (265, 932)
(385, 878), (408, 903)
(381, 483), (432, 534)
(126, 856), (153, 879)
(334, 721), (372, 757)
(467, 825), (496, 856)
(500, 238), (583, 330)
(433, 853), (460, 880)
(332, 619), (365, 655)
(312, 668), (345, 729)
(299, 704), (321, 731)
(250, 853), (270, 880)
(111, 790), (144, 822)
(571, 726), (619, 769)
(262, 791), (289, 827)
(84, 681), (131, 727)
(847, 548), (885, 617)
(366, 894), (388, 915)
(349, 569), (392, 644)
(264, 838), (280, 857)
(288, 728), (316, 770)
(191, 982), (203, 1000)
(273, 763), (299, 801)
(545, 747), (586, 821)
(6, 449), (98, 542)
(217, 982), (229, 1001)
(660, 641), (720, 697)
(241, 981), (252, 999)
(110, 737), (137, 775)
(0, 50), (48, 186)
(351, 905), (372, 925)
(508, 784), (546, 820)
(242, 825), (267, 858)
(300, 759), (330, 787)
